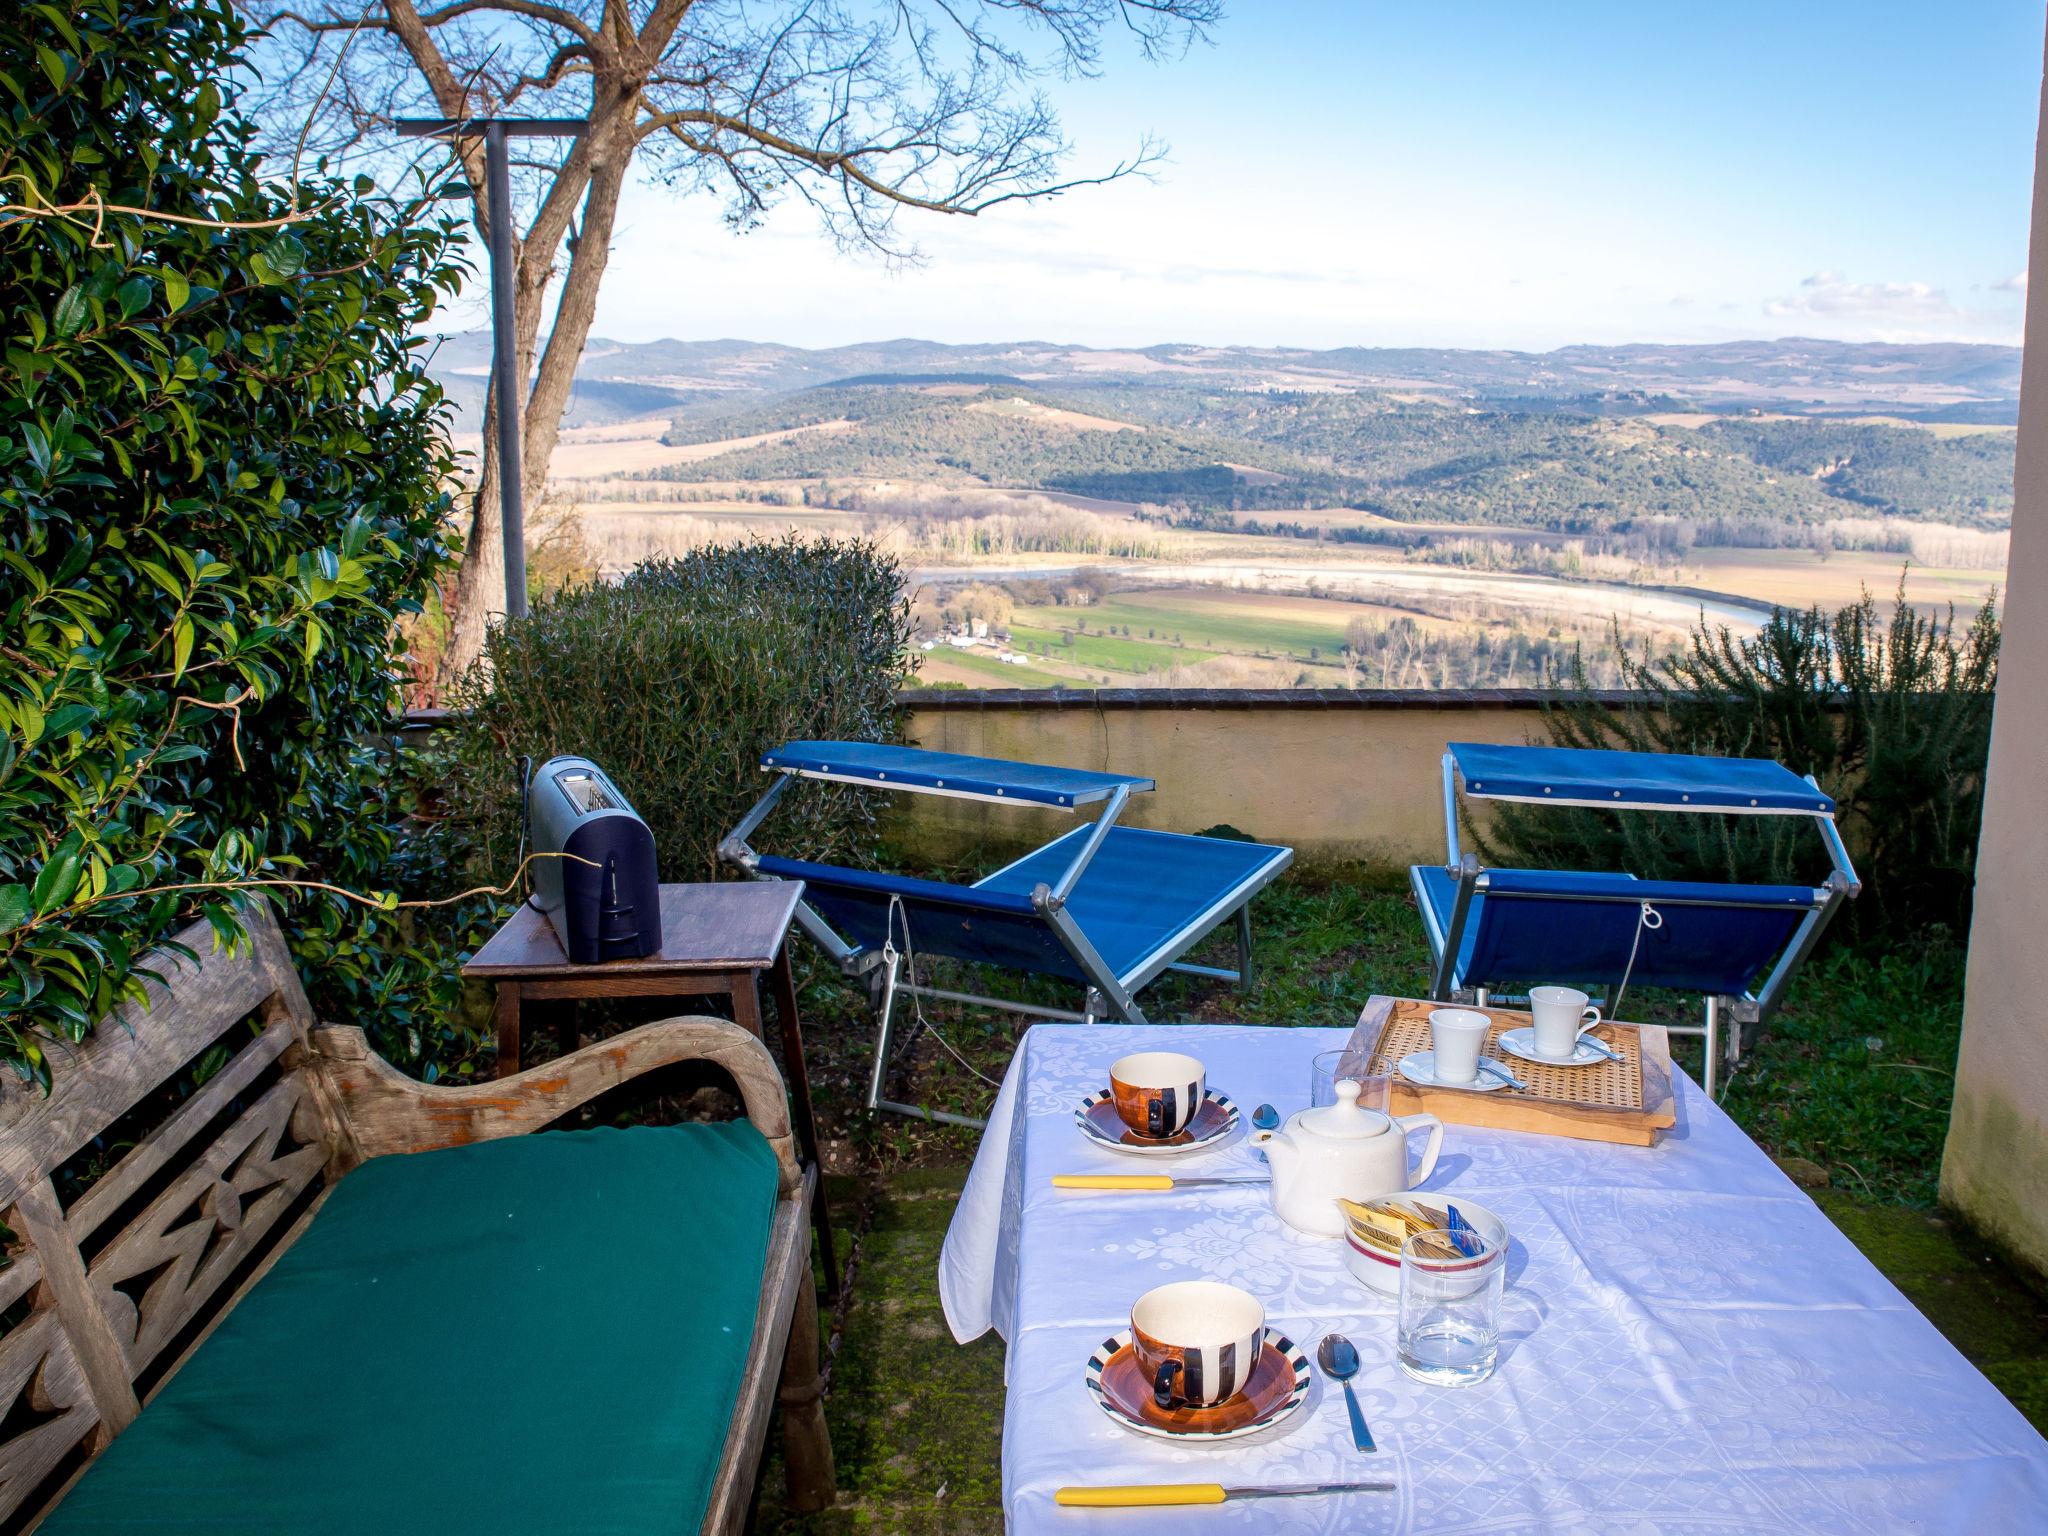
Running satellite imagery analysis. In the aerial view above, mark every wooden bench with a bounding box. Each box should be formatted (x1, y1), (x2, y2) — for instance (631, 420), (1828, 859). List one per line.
(0, 902), (835, 1533)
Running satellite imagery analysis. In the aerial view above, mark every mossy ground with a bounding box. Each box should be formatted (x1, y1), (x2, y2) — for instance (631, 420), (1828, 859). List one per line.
(754, 1171), (1006, 1534)
(742, 863), (2047, 1532)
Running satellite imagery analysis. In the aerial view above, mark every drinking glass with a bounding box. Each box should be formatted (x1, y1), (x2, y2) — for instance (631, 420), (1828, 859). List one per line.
(1310, 1050), (1390, 1111)
(1396, 1227), (1506, 1387)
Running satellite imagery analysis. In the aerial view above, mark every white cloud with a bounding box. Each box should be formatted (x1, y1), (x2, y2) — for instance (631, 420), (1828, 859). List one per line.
(1994, 270), (2028, 293)
(1764, 271), (1960, 323)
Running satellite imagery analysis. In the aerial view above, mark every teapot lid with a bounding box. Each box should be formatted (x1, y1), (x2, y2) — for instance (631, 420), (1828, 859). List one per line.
(1297, 1079), (1389, 1139)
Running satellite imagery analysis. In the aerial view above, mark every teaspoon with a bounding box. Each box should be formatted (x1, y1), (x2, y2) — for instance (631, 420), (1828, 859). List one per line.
(1316, 1333), (1376, 1453)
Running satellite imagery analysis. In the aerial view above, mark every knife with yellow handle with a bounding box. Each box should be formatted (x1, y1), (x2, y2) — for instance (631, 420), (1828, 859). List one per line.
(1051, 1173), (1268, 1191)
(1056, 1481), (1396, 1507)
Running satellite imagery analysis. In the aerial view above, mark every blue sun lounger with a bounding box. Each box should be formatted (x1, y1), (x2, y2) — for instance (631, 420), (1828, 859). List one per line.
(1412, 742), (1861, 1097)
(720, 741), (1294, 1127)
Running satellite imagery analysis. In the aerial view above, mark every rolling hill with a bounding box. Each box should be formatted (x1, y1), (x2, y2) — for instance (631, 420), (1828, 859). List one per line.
(428, 333), (2023, 431)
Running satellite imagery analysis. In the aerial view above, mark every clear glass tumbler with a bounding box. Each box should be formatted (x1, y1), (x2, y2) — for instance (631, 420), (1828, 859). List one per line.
(1396, 1226), (1506, 1387)
(1310, 1049), (1390, 1111)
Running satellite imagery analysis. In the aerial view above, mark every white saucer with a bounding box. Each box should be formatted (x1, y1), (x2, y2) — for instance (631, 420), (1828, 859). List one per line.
(1398, 1050), (1512, 1093)
(1498, 1028), (1609, 1068)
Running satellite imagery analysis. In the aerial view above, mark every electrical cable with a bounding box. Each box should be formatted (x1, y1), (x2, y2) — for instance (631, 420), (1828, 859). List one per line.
(1608, 900), (1663, 1018)
(882, 893), (1003, 1092)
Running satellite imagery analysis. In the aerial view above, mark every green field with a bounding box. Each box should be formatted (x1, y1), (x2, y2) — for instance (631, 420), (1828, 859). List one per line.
(1014, 592), (1357, 662)
(1005, 623), (1213, 673)
(914, 645), (1076, 688)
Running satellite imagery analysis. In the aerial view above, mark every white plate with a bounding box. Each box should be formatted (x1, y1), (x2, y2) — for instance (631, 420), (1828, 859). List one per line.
(1398, 1050), (1513, 1093)
(1498, 1027), (1612, 1068)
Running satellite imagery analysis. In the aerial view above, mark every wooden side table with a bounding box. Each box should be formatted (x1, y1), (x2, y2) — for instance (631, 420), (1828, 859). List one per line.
(462, 881), (837, 1289)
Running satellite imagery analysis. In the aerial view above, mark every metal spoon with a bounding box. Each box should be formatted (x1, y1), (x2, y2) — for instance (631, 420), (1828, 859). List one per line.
(1316, 1334), (1376, 1453)
(1476, 1059), (1529, 1090)
(1578, 1032), (1624, 1064)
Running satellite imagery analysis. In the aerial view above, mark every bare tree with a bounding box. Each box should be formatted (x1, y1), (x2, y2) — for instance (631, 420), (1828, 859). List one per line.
(243, 1), (1221, 680)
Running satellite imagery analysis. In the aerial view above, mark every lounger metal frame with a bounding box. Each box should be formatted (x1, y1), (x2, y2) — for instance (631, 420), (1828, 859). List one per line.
(1418, 749), (1861, 1098)
(721, 758), (1290, 1129)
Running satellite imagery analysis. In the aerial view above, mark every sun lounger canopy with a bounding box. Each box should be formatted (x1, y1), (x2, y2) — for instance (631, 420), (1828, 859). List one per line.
(761, 740), (1154, 808)
(1448, 742), (1834, 816)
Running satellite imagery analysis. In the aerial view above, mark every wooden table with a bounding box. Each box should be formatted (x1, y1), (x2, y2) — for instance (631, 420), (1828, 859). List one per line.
(463, 881), (836, 1287)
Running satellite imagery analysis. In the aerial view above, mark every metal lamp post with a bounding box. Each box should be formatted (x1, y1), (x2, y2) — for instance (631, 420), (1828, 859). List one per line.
(397, 116), (586, 620)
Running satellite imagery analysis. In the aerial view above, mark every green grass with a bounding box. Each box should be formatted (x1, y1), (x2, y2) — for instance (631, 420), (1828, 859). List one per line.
(755, 1172), (1005, 1535)
(1006, 622), (1213, 673)
(1719, 937), (1966, 1205)
(916, 645), (1075, 688)
(1014, 593), (1352, 661)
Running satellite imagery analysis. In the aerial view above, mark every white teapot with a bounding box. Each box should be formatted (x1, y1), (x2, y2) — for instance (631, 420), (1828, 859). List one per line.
(1250, 1080), (1444, 1238)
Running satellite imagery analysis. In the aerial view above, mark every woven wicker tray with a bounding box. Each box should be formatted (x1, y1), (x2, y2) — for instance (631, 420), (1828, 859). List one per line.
(1337, 995), (1678, 1147)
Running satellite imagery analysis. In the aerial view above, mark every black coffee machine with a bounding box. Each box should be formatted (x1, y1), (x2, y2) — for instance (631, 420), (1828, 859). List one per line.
(524, 755), (662, 963)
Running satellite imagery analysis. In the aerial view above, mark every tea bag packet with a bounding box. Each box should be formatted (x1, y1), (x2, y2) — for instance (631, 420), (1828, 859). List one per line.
(1443, 1203), (1485, 1258)
(1337, 1197), (1438, 1252)
(1408, 1229), (1467, 1262)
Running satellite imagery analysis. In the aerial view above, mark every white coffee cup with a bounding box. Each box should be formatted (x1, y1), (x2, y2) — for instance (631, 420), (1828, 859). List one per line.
(1529, 985), (1602, 1060)
(1428, 1008), (1491, 1085)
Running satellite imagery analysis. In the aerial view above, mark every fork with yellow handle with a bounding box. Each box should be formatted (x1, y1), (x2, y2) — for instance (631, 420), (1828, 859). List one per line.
(1050, 1173), (1268, 1191)
(1056, 1481), (1397, 1507)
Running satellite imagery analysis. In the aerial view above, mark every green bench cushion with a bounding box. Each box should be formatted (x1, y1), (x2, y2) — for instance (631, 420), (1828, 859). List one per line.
(42, 1120), (782, 1535)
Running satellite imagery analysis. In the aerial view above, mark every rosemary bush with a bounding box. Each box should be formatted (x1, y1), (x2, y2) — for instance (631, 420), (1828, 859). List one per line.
(1480, 584), (2000, 938)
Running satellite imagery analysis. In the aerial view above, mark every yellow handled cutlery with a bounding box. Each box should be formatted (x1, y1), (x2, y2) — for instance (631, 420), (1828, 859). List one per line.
(1051, 1173), (1267, 1191)
(1056, 1481), (1397, 1507)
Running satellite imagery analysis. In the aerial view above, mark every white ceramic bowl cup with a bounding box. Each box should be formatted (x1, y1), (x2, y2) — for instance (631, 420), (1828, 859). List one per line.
(1428, 1008), (1491, 1084)
(1528, 985), (1601, 1060)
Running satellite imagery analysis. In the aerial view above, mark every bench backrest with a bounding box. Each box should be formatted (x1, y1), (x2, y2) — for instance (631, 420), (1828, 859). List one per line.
(0, 903), (335, 1529)
(751, 855), (1086, 982)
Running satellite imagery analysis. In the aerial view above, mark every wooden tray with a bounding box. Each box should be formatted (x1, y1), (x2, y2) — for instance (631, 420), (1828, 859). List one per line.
(1337, 995), (1677, 1147)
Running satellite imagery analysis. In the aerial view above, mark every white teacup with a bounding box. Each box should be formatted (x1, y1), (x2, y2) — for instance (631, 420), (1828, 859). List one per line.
(1428, 1008), (1491, 1085)
(1529, 986), (1601, 1060)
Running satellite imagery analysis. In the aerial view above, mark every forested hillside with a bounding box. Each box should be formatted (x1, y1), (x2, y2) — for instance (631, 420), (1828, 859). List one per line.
(628, 381), (2013, 533)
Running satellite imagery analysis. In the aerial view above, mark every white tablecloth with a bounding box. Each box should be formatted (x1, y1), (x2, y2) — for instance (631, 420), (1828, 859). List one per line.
(938, 1023), (2048, 1534)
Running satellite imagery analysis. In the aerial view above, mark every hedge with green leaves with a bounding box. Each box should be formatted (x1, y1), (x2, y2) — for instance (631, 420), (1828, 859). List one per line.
(434, 535), (913, 888)
(0, 0), (471, 1085)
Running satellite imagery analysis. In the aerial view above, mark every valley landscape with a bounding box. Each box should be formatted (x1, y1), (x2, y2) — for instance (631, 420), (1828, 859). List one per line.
(437, 335), (2018, 690)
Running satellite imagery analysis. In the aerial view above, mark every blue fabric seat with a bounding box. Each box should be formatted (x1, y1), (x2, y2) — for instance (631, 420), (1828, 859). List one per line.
(1412, 742), (1859, 1098)
(729, 738), (1296, 1125)
(1410, 864), (1810, 997)
(756, 826), (1289, 988)
(977, 825), (1291, 983)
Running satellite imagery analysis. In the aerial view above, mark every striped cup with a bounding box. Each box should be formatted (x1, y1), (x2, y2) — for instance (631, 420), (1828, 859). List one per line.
(1131, 1280), (1265, 1409)
(1109, 1051), (1206, 1138)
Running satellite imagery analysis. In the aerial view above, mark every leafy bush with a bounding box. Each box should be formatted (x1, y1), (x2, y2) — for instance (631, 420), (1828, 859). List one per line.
(435, 535), (912, 885)
(0, 0), (471, 1084)
(1481, 585), (1999, 937)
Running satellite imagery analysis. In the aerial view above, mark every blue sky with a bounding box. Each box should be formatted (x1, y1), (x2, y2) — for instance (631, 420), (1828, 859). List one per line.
(511, 1), (2048, 350)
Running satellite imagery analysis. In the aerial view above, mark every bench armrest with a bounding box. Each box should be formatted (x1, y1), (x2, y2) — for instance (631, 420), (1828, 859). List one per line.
(301, 1015), (803, 1195)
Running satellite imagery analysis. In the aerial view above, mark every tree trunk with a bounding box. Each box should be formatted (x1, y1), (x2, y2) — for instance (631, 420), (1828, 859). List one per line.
(442, 377), (507, 681)
(521, 158), (626, 501)
(437, 151), (630, 690)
